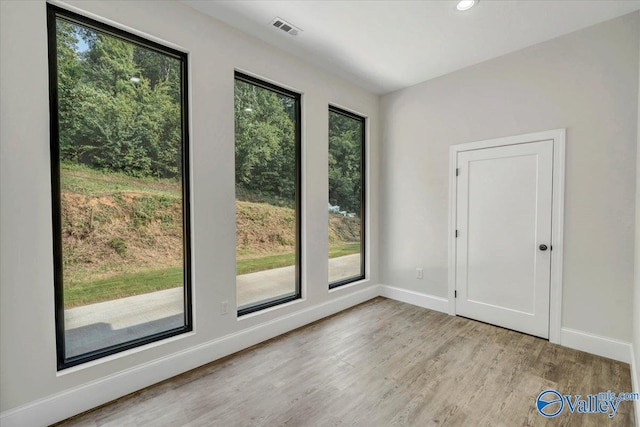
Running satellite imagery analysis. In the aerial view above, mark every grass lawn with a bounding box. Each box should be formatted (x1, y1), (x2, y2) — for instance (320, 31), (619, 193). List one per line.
(64, 267), (183, 308)
(65, 242), (361, 308)
(238, 242), (360, 275)
(61, 162), (180, 197)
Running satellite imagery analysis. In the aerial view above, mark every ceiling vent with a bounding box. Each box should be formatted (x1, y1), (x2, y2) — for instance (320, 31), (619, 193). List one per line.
(271, 17), (301, 36)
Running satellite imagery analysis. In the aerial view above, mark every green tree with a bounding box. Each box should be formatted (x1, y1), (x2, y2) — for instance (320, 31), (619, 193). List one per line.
(81, 30), (138, 95)
(134, 48), (181, 102)
(329, 111), (362, 214)
(56, 23), (183, 178)
(234, 80), (297, 200)
(56, 21), (84, 159)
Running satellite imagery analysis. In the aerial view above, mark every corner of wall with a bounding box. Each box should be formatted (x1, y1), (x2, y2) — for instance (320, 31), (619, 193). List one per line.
(632, 9), (640, 426)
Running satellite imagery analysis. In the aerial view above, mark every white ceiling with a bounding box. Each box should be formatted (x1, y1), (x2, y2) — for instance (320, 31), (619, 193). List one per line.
(182, 1), (640, 94)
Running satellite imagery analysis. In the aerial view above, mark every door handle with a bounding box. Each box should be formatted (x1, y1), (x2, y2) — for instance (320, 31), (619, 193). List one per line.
(539, 244), (548, 251)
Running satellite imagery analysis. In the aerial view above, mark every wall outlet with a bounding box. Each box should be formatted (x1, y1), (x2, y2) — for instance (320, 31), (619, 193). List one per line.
(221, 301), (228, 315)
(416, 268), (423, 279)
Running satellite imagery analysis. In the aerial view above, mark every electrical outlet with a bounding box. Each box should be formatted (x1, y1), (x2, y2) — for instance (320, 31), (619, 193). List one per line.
(221, 301), (228, 315)
(416, 268), (423, 279)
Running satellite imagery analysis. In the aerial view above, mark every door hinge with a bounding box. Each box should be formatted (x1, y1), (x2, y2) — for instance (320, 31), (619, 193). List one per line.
(455, 230), (458, 238)
(455, 290), (457, 298)
(456, 168), (459, 176)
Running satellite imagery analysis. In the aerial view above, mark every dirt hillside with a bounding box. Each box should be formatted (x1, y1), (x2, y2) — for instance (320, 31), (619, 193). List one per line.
(61, 165), (360, 284)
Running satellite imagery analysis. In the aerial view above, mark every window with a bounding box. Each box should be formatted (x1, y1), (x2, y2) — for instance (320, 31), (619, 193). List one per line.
(328, 106), (365, 287)
(47, 5), (191, 369)
(234, 72), (301, 315)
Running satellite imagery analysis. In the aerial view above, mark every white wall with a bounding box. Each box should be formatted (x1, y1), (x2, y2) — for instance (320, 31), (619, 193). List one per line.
(380, 12), (639, 342)
(634, 13), (640, 402)
(0, 0), (380, 418)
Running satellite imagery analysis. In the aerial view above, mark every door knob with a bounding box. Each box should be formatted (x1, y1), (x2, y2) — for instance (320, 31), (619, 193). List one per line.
(539, 244), (548, 251)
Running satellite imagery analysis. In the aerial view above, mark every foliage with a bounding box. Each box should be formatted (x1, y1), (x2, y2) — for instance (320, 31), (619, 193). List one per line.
(329, 111), (363, 214)
(56, 21), (182, 178)
(57, 18), (362, 213)
(108, 237), (127, 255)
(233, 81), (363, 213)
(54, 20), (366, 308)
(234, 79), (297, 200)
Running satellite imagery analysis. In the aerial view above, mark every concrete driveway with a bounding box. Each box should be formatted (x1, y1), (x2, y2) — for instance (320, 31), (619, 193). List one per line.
(236, 253), (361, 307)
(64, 254), (361, 357)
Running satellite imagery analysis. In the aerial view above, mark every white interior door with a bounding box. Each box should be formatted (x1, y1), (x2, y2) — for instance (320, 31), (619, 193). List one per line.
(455, 140), (553, 338)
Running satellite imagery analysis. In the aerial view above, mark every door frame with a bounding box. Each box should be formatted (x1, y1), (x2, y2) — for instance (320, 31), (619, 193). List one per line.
(447, 129), (565, 344)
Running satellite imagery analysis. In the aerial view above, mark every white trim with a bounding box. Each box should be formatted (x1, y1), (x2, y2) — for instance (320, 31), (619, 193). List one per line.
(328, 278), (369, 293)
(448, 129), (566, 343)
(328, 102), (369, 120)
(234, 67), (303, 96)
(379, 285), (449, 314)
(549, 129), (566, 344)
(3, 284), (637, 426)
(56, 330), (196, 376)
(560, 327), (631, 363)
(447, 146), (458, 316)
(0, 286), (380, 427)
(631, 345), (640, 426)
(451, 128), (564, 152)
(380, 286), (634, 366)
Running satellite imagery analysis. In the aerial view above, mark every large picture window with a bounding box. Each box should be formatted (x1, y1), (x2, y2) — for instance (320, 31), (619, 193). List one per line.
(234, 72), (301, 315)
(328, 106), (365, 287)
(47, 5), (191, 369)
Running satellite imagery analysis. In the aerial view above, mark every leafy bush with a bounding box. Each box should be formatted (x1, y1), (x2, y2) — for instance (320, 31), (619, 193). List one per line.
(108, 237), (127, 255)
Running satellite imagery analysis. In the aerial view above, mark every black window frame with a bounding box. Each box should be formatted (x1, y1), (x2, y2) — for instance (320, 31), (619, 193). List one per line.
(47, 4), (192, 370)
(328, 105), (366, 289)
(234, 71), (302, 316)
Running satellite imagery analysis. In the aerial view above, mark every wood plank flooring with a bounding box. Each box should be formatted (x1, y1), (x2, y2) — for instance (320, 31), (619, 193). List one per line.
(54, 297), (635, 426)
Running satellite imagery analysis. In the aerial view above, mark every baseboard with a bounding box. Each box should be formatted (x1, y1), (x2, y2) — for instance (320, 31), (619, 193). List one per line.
(560, 327), (631, 363)
(379, 285), (449, 314)
(2, 285), (634, 426)
(0, 285), (380, 427)
(377, 290), (633, 365)
(630, 345), (640, 426)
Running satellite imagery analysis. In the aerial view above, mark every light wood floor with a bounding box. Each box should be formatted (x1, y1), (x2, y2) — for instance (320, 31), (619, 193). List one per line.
(55, 297), (635, 426)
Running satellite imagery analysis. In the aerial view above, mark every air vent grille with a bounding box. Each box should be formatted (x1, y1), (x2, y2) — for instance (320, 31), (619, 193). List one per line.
(271, 17), (301, 36)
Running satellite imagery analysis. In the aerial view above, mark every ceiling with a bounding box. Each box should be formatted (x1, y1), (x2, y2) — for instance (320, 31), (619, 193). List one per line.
(182, 1), (640, 94)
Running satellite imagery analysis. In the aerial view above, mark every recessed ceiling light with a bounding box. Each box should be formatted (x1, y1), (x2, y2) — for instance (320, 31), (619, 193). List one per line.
(457, 0), (478, 11)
